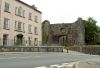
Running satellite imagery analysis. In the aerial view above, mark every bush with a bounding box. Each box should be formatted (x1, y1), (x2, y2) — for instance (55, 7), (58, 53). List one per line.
(64, 44), (72, 50)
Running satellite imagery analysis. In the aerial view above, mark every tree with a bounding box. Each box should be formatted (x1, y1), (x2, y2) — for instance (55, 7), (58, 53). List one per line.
(84, 17), (99, 45)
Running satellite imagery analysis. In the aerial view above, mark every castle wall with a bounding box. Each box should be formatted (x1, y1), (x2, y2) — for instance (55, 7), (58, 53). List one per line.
(42, 18), (85, 46)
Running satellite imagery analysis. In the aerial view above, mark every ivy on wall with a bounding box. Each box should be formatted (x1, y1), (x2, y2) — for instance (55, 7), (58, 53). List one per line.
(43, 32), (49, 44)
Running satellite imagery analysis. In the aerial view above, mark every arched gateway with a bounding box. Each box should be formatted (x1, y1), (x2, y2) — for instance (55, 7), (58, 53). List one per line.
(42, 18), (85, 46)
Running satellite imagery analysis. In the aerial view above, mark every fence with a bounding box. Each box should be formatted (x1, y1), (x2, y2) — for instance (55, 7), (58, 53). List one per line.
(0, 46), (63, 52)
(0, 38), (42, 47)
(71, 46), (100, 55)
(0, 38), (63, 52)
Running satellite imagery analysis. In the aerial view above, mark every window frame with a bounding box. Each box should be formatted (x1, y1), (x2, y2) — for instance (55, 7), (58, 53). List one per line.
(23, 10), (25, 18)
(28, 12), (32, 20)
(34, 27), (38, 35)
(18, 6), (22, 16)
(17, 22), (22, 31)
(4, 2), (10, 12)
(35, 15), (38, 23)
(15, 7), (18, 15)
(3, 18), (10, 30)
(23, 23), (25, 32)
(28, 24), (32, 33)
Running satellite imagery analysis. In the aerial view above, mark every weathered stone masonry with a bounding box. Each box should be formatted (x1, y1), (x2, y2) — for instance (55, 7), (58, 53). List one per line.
(42, 18), (85, 46)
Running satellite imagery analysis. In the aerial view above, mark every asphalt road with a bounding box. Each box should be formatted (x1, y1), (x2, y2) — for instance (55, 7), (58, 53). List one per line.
(0, 52), (100, 68)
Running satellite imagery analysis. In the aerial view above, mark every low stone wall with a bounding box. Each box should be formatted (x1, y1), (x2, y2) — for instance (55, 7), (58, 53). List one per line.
(0, 46), (63, 52)
(71, 46), (100, 55)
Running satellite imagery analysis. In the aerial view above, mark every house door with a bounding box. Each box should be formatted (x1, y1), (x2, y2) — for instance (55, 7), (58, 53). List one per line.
(16, 34), (23, 46)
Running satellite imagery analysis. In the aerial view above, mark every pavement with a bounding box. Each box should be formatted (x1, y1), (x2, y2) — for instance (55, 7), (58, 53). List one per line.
(77, 61), (100, 68)
(63, 49), (88, 55)
(0, 50), (86, 56)
(0, 49), (87, 56)
(63, 49), (100, 68)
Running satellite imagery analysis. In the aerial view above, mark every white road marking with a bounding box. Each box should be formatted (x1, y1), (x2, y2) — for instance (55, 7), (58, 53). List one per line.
(35, 66), (47, 68)
(50, 64), (59, 68)
(35, 63), (69, 68)
(62, 63), (69, 65)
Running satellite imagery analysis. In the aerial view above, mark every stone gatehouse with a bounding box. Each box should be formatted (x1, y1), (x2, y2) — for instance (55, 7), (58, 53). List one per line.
(42, 18), (85, 46)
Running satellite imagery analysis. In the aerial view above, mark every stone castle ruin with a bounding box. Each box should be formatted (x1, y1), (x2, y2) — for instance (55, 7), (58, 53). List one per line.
(42, 18), (85, 46)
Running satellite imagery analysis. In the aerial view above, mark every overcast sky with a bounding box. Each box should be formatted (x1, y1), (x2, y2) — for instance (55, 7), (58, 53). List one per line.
(21, 0), (100, 26)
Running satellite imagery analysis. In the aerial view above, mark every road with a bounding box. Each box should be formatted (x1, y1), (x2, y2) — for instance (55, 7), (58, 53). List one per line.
(0, 52), (100, 68)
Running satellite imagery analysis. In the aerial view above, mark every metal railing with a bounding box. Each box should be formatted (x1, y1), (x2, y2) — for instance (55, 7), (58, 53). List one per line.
(0, 39), (63, 52)
(0, 38), (42, 47)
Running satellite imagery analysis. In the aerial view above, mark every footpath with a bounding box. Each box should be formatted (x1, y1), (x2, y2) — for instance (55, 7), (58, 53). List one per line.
(64, 50), (88, 55)
(0, 50), (88, 56)
(64, 49), (100, 68)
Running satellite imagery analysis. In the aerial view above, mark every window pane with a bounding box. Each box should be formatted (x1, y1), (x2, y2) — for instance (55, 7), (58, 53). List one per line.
(35, 16), (38, 23)
(23, 10), (25, 17)
(15, 21), (17, 30)
(18, 6), (22, 16)
(28, 25), (32, 33)
(15, 7), (18, 15)
(18, 22), (21, 31)
(23, 23), (25, 32)
(34, 27), (38, 35)
(4, 18), (9, 29)
(4, 2), (9, 12)
(29, 13), (32, 20)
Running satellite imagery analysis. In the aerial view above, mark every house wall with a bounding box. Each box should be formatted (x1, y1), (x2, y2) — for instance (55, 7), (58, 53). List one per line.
(0, 0), (42, 46)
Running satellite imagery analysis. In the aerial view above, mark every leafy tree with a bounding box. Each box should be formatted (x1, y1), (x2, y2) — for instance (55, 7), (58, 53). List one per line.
(84, 17), (100, 44)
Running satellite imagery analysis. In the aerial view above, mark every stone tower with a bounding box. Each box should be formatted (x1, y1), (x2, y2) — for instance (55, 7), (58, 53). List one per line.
(74, 18), (85, 45)
(42, 20), (51, 45)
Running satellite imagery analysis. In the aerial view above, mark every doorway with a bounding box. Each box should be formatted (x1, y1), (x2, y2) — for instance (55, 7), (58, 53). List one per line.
(3, 34), (8, 47)
(16, 34), (23, 46)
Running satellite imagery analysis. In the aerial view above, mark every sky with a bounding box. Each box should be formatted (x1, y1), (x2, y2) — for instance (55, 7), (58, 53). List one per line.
(21, 0), (100, 26)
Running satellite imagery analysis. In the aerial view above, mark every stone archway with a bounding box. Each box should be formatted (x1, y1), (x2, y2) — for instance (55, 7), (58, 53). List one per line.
(17, 34), (23, 39)
(59, 35), (67, 46)
(51, 35), (67, 46)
